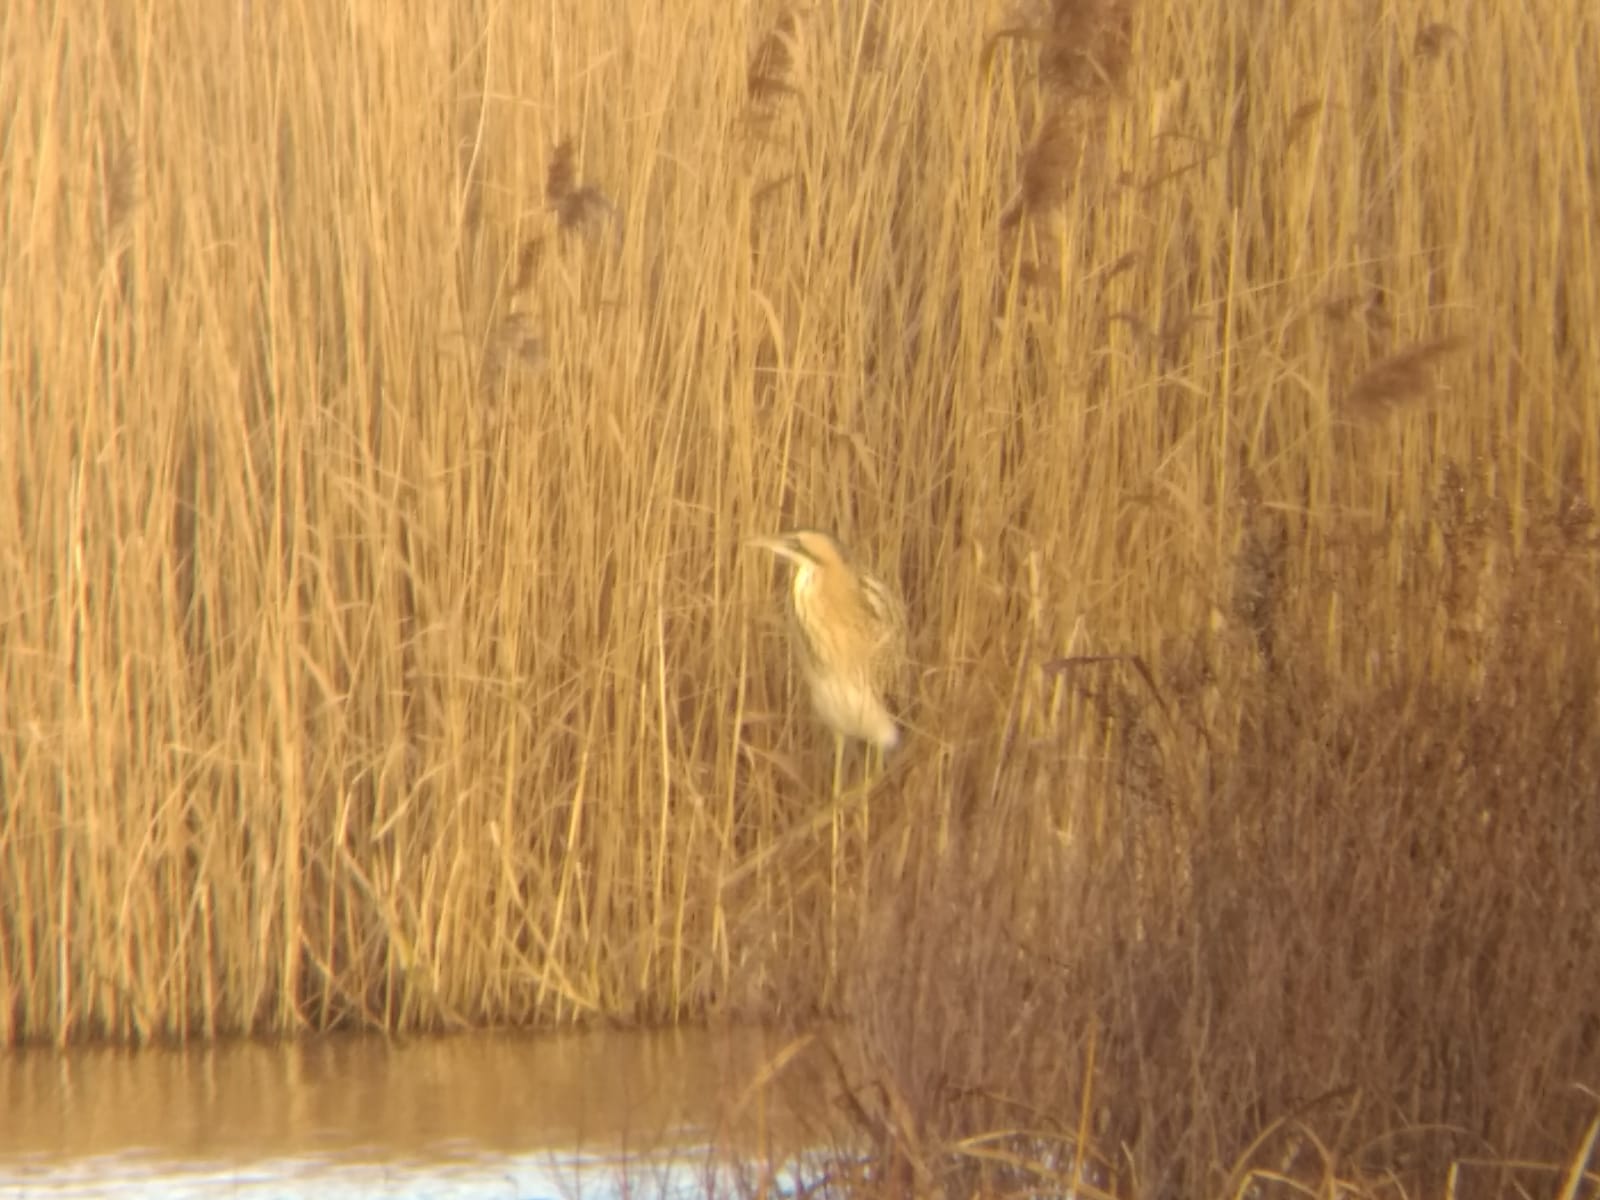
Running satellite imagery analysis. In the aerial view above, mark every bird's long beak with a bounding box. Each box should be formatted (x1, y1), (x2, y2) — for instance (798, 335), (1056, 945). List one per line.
(746, 533), (806, 565)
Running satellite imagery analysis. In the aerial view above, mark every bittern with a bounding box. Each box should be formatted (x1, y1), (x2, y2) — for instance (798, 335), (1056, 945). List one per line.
(748, 529), (907, 753)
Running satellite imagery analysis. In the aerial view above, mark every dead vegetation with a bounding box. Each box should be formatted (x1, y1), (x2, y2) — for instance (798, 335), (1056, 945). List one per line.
(826, 478), (1600, 1199)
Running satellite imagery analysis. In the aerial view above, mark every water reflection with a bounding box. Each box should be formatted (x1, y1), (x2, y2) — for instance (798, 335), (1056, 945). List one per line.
(0, 1026), (826, 1199)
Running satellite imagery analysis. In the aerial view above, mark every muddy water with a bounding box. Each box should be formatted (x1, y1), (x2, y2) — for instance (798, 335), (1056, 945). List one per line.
(0, 1026), (830, 1199)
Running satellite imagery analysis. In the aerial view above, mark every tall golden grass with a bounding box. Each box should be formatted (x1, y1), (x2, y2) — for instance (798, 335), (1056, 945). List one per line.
(3, 0), (1598, 1186)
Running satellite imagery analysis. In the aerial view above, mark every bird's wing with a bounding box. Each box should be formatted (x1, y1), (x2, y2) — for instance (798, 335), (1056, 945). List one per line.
(858, 573), (908, 666)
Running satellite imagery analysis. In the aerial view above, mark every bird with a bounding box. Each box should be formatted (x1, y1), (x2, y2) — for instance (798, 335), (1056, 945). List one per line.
(748, 529), (907, 754)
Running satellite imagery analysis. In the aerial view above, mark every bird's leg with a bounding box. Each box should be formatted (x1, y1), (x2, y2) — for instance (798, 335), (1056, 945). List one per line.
(858, 743), (877, 919)
(827, 732), (845, 998)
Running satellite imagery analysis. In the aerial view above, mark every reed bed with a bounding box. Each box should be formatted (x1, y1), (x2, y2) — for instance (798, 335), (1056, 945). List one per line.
(3, 0), (1598, 1193)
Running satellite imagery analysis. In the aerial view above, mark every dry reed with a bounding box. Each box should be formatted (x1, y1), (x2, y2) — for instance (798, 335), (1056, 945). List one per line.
(2, 0), (1597, 1192)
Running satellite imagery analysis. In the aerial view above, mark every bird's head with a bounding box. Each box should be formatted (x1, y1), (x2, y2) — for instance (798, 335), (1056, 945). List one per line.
(746, 529), (849, 573)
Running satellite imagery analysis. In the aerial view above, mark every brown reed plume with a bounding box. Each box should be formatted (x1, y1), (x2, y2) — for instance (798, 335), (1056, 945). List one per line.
(1001, 108), (1079, 228)
(510, 236), (544, 293)
(1341, 335), (1468, 421)
(993, 0), (1133, 234)
(1041, 0), (1134, 98)
(546, 138), (615, 235)
(97, 138), (140, 254)
(748, 9), (800, 102)
(982, 0), (1133, 93)
(480, 314), (544, 396)
(478, 236), (547, 397)
(1283, 100), (1324, 153)
(1414, 21), (1463, 60)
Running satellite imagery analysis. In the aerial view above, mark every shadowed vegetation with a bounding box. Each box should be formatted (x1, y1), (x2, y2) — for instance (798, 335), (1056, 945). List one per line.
(3, 0), (1597, 1194)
